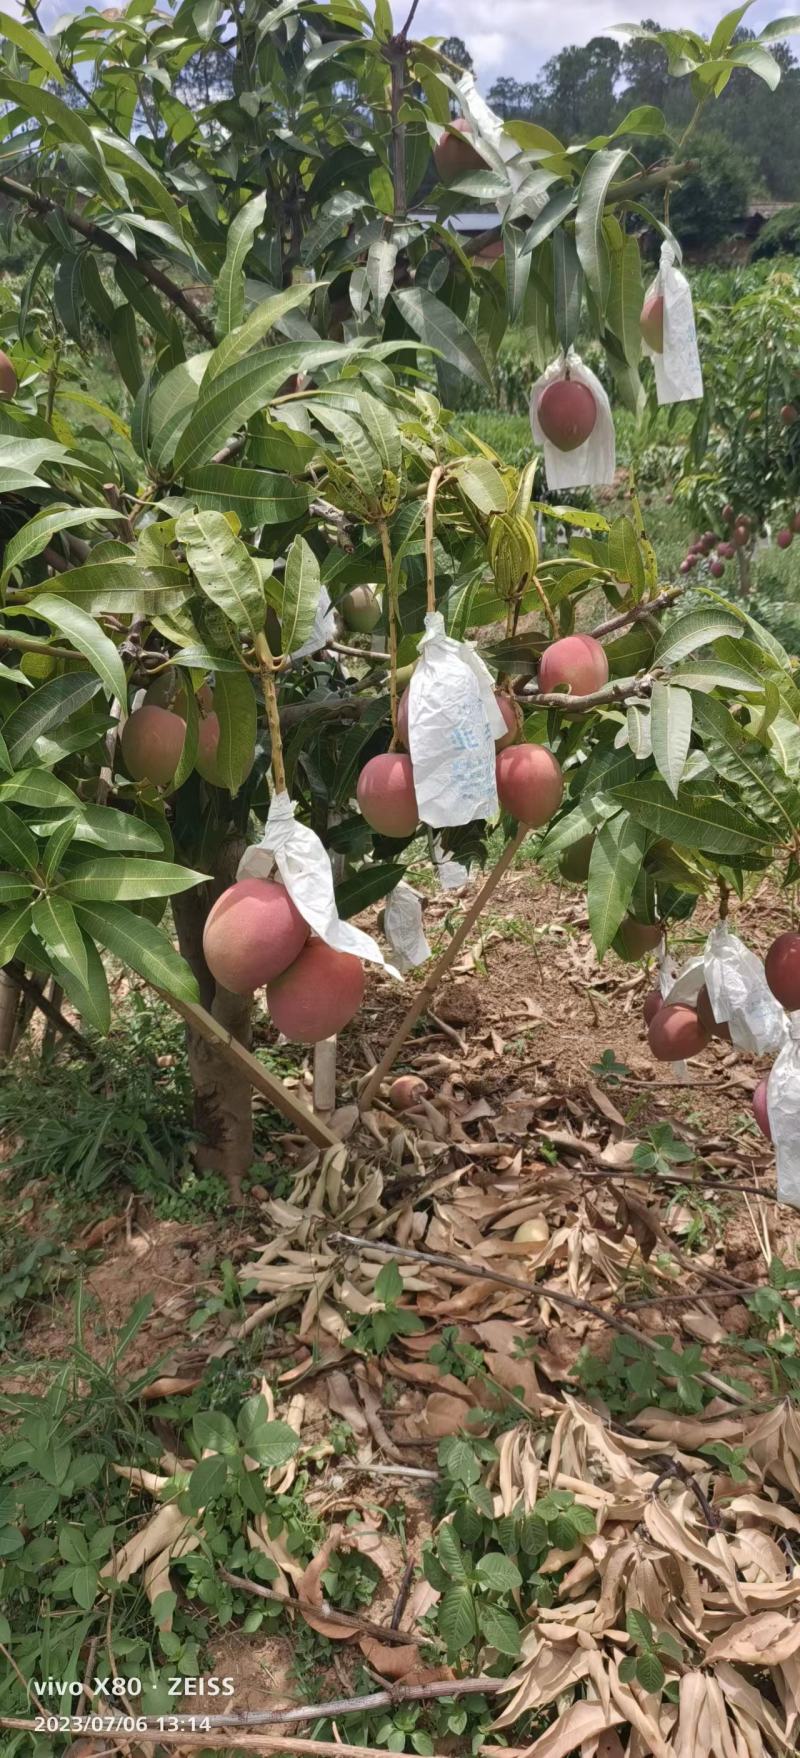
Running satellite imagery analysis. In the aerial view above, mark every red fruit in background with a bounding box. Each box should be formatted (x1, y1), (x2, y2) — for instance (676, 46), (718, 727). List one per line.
(696, 984), (731, 1043)
(194, 711), (255, 789)
(709, 560), (725, 578)
(717, 542), (735, 560)
(765, 931), (800, 1011)
(679, 560), (693, 575)
(433, 117), (485, 183)
(267, 939), (365, 1043)
(120, 704), (185, 788)
(643, 989), (663, 1025)
(203, 878), (309, 995)
(780, 403), (798, 426)
(0, 349), (17, 400)
(648, 1004), (711, 1061)
(538, 379), (597, 452)
(496, 744), (563, 827)
(538, 633), (609, 697)
(722, 503), (735, 523)
(776, 528), (794, 549)
(640, 292), (664, 352)
(752, 1078), (772, 1141)
(495, 692), (523, 750)
(613, 917), (662, 961)
(732, 525), (750, 548)
(389, 1075), (427, 1112)
(357, 752), (418, 838)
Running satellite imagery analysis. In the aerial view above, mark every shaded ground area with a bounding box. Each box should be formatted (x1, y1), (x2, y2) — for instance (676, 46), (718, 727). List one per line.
(1, 858), (798, 1755)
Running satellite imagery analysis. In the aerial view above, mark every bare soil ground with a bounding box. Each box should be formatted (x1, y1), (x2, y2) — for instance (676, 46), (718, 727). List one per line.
(3, 859), (798, 1747)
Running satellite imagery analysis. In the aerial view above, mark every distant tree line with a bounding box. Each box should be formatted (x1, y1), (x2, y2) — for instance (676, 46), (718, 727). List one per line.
(436, 24), (800, 251)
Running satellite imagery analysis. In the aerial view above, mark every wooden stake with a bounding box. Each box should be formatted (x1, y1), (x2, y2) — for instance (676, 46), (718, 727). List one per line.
(158, 990), (339, 1152)
(313, 1035), (337, 1116)
(359, 824), (527, 1109)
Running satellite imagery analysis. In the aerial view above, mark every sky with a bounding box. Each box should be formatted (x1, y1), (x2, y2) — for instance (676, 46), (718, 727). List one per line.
(417, 1), (799, 85)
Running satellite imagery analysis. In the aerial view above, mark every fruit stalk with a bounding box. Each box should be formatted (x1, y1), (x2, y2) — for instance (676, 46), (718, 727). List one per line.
(424, 464), (446, 616)
(255, 629), (287, 795)
(377, 515), (399, 742)
(359, 823), (527, 1109)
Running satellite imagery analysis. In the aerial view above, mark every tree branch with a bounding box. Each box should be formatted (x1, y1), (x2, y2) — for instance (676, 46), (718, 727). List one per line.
(590, 583), (683, 640)
(0, 174), (216, 345)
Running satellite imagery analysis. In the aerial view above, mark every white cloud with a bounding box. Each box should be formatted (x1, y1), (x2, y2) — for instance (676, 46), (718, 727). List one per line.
(417, 0), (798, 86)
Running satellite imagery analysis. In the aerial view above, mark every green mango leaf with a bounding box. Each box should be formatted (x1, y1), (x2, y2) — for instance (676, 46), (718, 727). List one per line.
(607, 515), (645, 594)
(41, 816), (78, 882)
(146, 354), (211, 471)
(172, 342), (348, 473)
(335, 862), (404, 918)
(607, 235), (643, 368)
(613, 779), (773, 855)
(217, 191), (267, 335)
(0, 873), (34, 904)
(0, 802), (39, 871)
(207, 668), (257, 794)
(27, 594), (128, 704)
(29, 562), (191, 616)
(57, 857), (208, 903)
(0, 899), (33, 963)
(2, 673), (101, 767)
(108, 303), (144, 397)
(32, 805), (164, 854)
(0, 508), (127, 587)
(691, 692), (800, 838)
(454, 458), (508, 515)
(650, 682), (693, 798)
(575, 146), (628, 306)
(0, 12), (63, 82)
(0, 769), (79, 809)
(280, 535), (321, 656)
(182, 465), (309, 527)
(588, 810), (647, 957)
(503, 223), (531, 323)
(655, 608), (743, 666)
(73, 900), (200, 1002)
(176, 509), (266, 638)
(392, 286), (492, 390)
(32, 893), (89, 988)
(552, 227), (584, 351)
(206, 280), (317, 381)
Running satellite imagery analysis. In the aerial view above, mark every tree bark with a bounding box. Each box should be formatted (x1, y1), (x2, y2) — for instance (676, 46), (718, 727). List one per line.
(172, 845), (254, 1201)
(0, 971), (20, 1062)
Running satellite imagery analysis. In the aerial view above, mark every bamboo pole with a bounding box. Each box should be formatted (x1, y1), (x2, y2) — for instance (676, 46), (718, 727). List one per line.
(157, 990), (339, 1152)
(359, 824), (527, 1109)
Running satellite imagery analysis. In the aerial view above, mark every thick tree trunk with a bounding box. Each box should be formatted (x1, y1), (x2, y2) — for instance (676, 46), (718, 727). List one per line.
(172, 846), (254, 1201)
(0, 970), (20, 1061)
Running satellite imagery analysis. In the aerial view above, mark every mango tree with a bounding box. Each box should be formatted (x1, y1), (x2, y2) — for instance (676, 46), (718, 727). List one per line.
(0, 0), (796, 1190)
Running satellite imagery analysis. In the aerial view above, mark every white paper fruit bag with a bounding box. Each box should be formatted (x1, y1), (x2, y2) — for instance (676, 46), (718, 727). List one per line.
(238, 792), (396, 972)
(704, 922), (787, 1055)
(530, 351), (615, 491)
(406, 611), (506, 829)
(641, 240), (703, 405)
(383, 881), (430, 974)
(768, 1018), (800, 1209)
